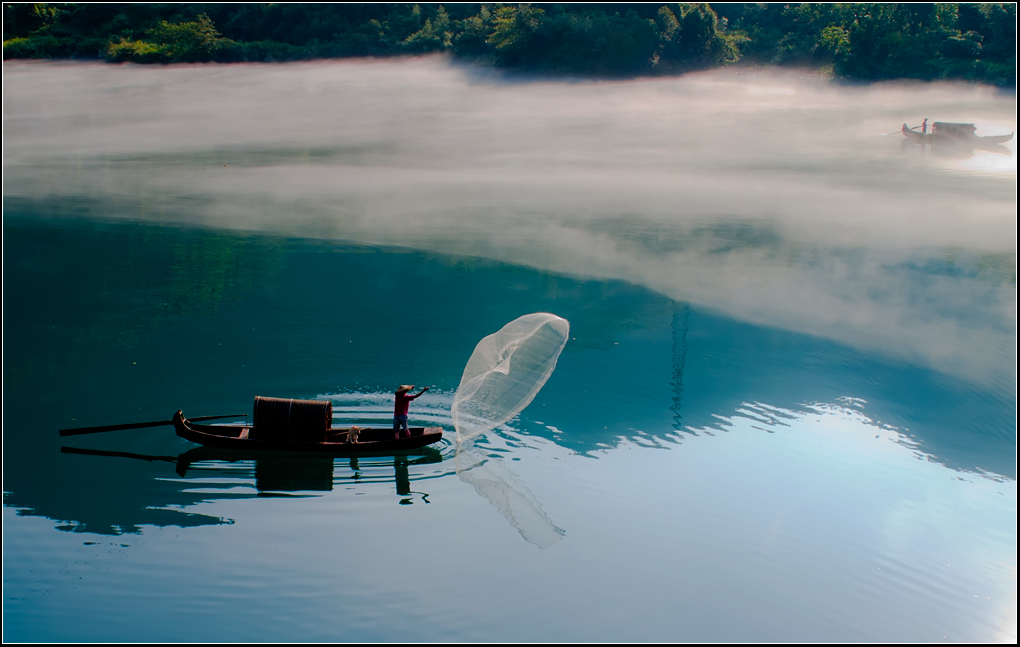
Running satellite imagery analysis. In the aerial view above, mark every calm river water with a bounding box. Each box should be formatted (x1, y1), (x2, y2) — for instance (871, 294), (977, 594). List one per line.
(3, 59), (1016, 642)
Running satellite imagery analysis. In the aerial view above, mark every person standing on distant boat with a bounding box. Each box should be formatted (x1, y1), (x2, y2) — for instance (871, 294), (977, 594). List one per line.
(394, 384), (429, 440)
(922, 117), (928, 134)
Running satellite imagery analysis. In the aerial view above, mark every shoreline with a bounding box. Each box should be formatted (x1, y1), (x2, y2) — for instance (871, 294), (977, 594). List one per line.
(4, 4), (1015, 87)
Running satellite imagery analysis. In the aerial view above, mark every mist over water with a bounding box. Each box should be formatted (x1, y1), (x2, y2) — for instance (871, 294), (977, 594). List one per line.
(4, 58), (1016, 387)
(3, 58), (1016, 642)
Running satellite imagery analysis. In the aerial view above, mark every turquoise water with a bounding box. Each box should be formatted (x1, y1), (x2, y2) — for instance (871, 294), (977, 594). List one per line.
(3, 60), (1016, 642)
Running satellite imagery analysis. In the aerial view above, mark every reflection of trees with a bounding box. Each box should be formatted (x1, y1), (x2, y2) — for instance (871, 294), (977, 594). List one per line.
(3, 447), (235, 536)
(3, 220), (284, 389)
(509, 298), (1016, 479)
(5, 214), (1015, 533)
(5, 213), (689, 403)
(164, 232), (282, 319)
(671, 301), (690, 431)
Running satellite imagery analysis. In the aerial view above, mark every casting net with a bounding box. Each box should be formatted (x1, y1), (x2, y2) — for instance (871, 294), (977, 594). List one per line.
(452, 312), (569, 442)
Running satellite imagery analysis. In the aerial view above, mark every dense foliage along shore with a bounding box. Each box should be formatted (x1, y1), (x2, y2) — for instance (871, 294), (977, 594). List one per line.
(3, 3), (1016, 86)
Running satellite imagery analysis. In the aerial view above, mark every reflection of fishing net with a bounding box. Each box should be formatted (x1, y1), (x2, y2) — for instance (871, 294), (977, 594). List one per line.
(452, 313), (570, 443)
(457, 451), (565, 549)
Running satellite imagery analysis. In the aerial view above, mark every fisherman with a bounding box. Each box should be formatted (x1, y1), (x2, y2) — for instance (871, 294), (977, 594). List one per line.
(394, 384), (429, 440)
(922, 117), (928, 134)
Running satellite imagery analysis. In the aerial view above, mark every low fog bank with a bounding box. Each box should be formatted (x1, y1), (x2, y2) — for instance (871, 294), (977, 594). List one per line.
(4, 58), (1016, 385)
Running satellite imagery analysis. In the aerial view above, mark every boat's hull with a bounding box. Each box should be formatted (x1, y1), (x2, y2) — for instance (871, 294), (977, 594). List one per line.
(902, 124), (929, 142)
(976, 132), (1014, 145)
(902, 123), (1014, 147)
(173, 410), (443, 454)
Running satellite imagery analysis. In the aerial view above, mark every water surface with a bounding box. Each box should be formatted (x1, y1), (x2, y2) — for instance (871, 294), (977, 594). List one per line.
(3, 59), (1016, 642)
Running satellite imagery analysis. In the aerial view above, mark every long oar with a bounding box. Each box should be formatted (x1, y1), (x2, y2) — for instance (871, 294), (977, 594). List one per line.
(885, 125), (920, 136)
(59, 414), (246, 437)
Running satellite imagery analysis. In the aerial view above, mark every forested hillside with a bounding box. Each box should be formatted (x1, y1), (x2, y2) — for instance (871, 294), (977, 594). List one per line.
(3, 3), (1015, 86)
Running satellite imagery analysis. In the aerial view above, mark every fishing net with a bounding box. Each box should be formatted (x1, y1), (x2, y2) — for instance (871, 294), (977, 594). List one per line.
(452, 312), (569, 443)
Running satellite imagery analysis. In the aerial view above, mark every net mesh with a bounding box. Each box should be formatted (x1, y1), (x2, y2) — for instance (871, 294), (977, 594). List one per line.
(452, 313), (569, 442)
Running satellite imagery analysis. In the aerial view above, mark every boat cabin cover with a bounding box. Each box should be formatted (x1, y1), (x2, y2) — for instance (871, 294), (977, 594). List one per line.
(932, 122), (977, 138)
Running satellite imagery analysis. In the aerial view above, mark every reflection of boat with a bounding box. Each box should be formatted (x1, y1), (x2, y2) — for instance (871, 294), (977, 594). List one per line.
(173, 399), (443, 454)
(168, 444), (445, 472)
(61, 445), (445, 497)
(901, 122), (1014, 149)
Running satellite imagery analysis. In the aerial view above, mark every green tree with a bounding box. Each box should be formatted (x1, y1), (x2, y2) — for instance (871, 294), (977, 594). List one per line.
(402, 5), (453, 53)
(106, 13), (233, 63)
(453, 3), (495, 58)
(487, 3), (544, 65)
(656, 4), (739, 71)
(3, 3), (1014, 86)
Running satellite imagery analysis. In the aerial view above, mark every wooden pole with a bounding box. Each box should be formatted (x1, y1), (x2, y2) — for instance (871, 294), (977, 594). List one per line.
(59, 414), (246, 437)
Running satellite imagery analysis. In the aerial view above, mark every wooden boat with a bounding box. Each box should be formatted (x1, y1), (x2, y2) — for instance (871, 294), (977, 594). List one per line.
(173, 410), (443, 454)
(59, 395), (443, 455)
(902, 122), (1014, 146)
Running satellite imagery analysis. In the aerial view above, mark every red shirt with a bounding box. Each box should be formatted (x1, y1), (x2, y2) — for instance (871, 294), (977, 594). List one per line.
(394, 392), (417, 416)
